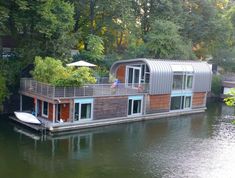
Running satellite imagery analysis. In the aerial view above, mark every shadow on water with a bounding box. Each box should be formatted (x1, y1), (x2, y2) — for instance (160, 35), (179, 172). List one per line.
(1, 102), (235, 178)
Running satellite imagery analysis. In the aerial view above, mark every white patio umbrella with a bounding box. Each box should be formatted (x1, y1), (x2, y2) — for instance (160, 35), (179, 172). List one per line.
(66, 60), (96, 67)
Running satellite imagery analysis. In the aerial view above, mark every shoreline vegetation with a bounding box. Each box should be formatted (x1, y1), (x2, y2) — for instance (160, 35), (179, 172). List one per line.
(1, 1), (235, 113)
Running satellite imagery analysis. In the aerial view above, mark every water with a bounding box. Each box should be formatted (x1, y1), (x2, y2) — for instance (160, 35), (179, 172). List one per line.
(0, 102), (235, 178)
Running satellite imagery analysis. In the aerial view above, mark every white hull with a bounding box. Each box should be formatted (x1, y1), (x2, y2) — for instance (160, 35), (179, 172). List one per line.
(14, 112), (41, 125)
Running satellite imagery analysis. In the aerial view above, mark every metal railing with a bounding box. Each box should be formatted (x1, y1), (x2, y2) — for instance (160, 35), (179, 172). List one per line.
(20, 78), (149, 99)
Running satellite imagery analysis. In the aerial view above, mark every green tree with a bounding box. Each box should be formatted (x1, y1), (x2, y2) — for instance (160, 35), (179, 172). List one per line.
(32, 56), (96, 87)
(224, 88), (235, 106)
(0, 74), (8, 108)
(54, 67), (96, 87)
(83, 34), (104, 62)
(32, 56), (66, 84)
(145, 20), (195, 59)
(211, 75), (222, 96)
(1, 0), (76, 62)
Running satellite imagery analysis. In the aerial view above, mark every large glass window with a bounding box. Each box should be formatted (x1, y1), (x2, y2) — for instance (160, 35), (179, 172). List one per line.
(170, 96), (192, 110)
(126, 66), (141, 88)
(128, 96), (142, 116)
(173, 75), (184, 90)
(170, 96), (182, 110)
(74, 99), (93, 121)
(172, 73), (193, 90)
(81, 103), (91, 119)
(42, 101), (48, 117)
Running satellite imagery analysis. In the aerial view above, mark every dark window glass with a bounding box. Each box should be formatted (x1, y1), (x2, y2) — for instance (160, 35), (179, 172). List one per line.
(74, 103), (79, 121)
(43, 101), (48, 116)
(128, 99), (132, 115)
(141, 65), (145, 80)
(170, 96), (182, 110)
(133, 100), (141, 114)
(128, 68), (133, 85)
(173, 75), (184, 90)
(81, 103), (91, 119)
(186, 75), (193, 89)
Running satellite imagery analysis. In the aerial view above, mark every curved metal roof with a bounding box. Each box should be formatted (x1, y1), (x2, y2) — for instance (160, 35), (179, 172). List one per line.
(110, 58), (212, 94)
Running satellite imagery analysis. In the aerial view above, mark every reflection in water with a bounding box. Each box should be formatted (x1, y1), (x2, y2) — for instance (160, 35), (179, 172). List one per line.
(1, 102), (235, 178)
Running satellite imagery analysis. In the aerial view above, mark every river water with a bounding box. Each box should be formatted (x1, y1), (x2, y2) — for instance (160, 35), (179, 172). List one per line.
(0, 102), (235, 178)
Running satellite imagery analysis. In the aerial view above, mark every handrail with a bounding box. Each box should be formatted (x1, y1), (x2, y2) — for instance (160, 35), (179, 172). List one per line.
(20, 78), (149, 99)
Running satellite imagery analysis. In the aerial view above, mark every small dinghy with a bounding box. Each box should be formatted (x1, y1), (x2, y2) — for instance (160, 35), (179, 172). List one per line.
(14, 112), (41, 125)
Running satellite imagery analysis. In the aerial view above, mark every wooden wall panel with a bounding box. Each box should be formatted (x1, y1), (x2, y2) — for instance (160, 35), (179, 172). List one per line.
(116, 65), (126, 83)
(192, 92), (206, 108)
(147, 94), (170, 114)
(60, 103), (70, 122)
(94, 96), (128, 120)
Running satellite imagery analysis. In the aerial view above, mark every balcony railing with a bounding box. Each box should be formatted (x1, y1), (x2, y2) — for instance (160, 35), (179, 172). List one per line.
(20, 78), (149, 99)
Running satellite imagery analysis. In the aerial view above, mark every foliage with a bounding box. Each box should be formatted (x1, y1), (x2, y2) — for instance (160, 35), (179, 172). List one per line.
(31, 56), (96, 87)
(2, 0), (235, 113)
(31, 56), (66, 84)
(145, 20), (195, 59)
(79, 34), (104, 64)
(211, 75), (222, 96)
(0, 0), (76, 63)
(54, 67), (96, 87)
(224, 88), (235, 106)
(0, 74), (8, 106)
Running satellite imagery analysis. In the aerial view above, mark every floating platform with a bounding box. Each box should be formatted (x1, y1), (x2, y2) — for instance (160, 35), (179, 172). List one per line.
(9, 107), (206, 133)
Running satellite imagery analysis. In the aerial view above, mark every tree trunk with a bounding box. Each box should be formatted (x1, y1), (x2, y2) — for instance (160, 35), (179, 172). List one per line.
(90, 0), (95, 34)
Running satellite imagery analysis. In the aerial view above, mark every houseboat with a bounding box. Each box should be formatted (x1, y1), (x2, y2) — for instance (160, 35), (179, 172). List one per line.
(15, 58), (212, 132)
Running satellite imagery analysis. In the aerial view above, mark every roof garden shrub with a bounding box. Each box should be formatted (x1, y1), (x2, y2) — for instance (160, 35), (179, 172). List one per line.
(31, 56), (96, 87)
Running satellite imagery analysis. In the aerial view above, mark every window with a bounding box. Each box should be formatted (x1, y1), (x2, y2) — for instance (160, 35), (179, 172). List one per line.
(42, 101), (48, 117)
(186, 75), (193, 89)
(184, 96), (191, 108)
(173, 75), (184, 90)
(172, 73), (193, 90)
(128, 96), (143, 116)
(81, 103), (91, 119)
(170, 96), (182, 110)
(74, 99), (93, 121)
(170, 95), (192, 110)
(126, 66), (141, 88)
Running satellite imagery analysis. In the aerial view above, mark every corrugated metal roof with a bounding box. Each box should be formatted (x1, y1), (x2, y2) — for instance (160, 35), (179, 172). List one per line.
(110, 58), (212, 94)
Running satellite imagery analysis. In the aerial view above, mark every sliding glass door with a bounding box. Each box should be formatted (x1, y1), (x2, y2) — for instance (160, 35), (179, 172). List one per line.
(126, 66), (141, 88)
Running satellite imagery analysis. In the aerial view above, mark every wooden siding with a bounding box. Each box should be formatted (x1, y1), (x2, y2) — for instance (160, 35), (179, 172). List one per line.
(48, 103), (53, 121)
(146, 94), (170, 114)
(93, 96), (128, 120)
(192, 92), (206, 108)
(60, 103), (70, 122)
(116, 64), (126, 83)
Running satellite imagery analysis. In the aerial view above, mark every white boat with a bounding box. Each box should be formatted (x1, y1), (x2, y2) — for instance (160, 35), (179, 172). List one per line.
(14, 112), (41, 125)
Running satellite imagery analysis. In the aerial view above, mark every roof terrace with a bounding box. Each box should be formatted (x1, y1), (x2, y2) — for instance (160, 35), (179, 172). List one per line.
(20, 78), (149, 99)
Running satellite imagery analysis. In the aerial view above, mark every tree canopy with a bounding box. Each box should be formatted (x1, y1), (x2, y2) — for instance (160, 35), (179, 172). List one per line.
(1, 0), (235, 107)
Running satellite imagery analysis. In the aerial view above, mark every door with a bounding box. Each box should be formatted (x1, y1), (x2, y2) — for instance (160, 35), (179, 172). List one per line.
(126, 66), (141, 88)
(56, 104), (61, 122)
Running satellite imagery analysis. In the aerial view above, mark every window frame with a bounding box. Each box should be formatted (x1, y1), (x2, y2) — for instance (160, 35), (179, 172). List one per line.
(42, 101), (49, 118)
(172, 72), (194, 91)
(74, 98), (93, 122)
(170, 95), (192, 111)
(128, 96), (143, 116)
